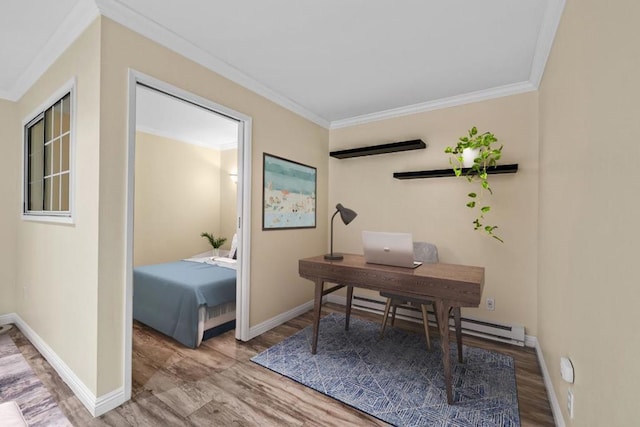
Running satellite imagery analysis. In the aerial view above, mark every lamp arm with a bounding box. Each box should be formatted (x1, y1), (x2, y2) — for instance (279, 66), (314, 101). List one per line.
(329, 209), (339, 256)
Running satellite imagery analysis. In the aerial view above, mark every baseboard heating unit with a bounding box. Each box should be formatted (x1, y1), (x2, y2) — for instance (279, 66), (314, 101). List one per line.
(326, 294), (525, 347)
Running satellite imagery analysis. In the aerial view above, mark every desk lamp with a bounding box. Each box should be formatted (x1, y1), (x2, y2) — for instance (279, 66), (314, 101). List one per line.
(325, 203), (357, 260)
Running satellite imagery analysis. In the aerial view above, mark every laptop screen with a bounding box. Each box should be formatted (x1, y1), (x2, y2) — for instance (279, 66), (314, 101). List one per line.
(361, 231), (421, 268)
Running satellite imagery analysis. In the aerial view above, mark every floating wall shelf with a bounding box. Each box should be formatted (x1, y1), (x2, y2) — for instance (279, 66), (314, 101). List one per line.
(330, 139), (426, 159)
(393, 163), (519, 180)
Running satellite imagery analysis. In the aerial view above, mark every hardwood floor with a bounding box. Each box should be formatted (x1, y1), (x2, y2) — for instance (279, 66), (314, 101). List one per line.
(8, 304), (555, 426)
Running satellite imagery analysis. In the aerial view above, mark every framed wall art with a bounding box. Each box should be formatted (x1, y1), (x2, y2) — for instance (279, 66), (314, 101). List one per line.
(263, 153), (317, 230)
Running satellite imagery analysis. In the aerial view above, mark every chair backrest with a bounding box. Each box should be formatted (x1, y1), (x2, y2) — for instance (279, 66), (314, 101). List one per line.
(413, 242), (439, 263)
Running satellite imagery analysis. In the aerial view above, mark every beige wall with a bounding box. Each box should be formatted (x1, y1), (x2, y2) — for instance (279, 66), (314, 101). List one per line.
(0, 99), (18, 314)
(538, 0), (640, 425)
(330, 93), (539, 332)
(19, 6), (638, 421)
(2, 14), (328, 401)
(96, 17), (328, 395)
(15, 19), (101, 393)
(134, 132), (235, 266)
(220, 148), (239, 246)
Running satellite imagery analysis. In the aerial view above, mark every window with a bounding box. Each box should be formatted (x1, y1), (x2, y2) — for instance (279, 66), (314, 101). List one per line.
(23, 91), (72, 219)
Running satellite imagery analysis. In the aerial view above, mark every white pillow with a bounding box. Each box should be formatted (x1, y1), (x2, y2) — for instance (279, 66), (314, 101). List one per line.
(229, 233), (238, 259)
(214, 257), (237, 270)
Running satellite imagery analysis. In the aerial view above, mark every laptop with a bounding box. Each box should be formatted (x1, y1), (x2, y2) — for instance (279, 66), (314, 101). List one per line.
(361, 231), (422, 268)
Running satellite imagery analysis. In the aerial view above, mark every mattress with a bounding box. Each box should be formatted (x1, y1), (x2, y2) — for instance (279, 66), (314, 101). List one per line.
(133, 260), (236, 348)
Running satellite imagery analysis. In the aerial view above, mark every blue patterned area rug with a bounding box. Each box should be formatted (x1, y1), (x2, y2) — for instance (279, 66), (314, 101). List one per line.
(251, 313), (520, 427)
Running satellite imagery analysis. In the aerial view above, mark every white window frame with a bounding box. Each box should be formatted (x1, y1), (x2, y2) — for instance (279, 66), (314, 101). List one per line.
(21, 79), (76, 224)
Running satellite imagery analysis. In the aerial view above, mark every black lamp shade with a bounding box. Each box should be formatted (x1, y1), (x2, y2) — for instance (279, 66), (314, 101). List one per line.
(336, 203), (357, 225)
(325, 203), (358, 261)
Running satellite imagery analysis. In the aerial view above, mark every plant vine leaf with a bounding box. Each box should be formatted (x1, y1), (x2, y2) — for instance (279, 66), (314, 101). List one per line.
(445, 126), (504, 243)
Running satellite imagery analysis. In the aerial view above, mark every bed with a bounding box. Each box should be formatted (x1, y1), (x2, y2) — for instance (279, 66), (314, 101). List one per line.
(133, 257), (237, 348)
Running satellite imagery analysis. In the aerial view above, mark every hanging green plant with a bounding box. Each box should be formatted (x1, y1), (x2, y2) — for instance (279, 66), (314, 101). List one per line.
(444, 127), (504, 242)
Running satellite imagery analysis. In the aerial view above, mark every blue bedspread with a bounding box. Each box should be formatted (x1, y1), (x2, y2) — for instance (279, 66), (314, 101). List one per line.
(133, 261), (236, 348)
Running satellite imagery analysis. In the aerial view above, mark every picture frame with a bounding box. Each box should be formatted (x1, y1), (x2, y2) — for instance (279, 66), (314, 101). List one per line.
(263, 153), (317, 230)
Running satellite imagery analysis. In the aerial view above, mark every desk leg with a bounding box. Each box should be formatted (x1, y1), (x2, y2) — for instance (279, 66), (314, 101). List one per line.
(435, 300), (454, 404)
(453, 307), (463, 363)
(345, 286), (354, 331)
(311, 280), (324, 355)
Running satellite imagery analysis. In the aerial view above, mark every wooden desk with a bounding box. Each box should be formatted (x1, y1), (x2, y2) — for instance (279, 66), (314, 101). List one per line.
(299, 254), (484, 404)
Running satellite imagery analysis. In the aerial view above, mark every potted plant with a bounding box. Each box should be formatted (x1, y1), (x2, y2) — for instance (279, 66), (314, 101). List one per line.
(444, 127), (504, 242)
(200, 232), (227, 257)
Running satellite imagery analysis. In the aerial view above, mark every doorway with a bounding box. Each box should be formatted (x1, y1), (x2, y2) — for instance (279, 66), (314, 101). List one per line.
(124, 70), (252, 400)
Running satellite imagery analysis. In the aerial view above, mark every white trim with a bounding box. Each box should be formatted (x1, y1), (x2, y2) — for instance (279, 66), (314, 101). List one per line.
(123, 70), (137, 404)
(529, 0), (567, 88)
(330, 81), (536, 129)
(21, 78), (77, 135)
(5, 0), (99, 102)
(20, 78), (77, 224)
(327, 294), (526, 346)
(125, 69), (253, 406)
(524, 334), (537, 348)
(93, 386), (126, 417)
(135, 124), (237, 152)
(532, 336), (565, 427)
(0, 313), (125, 417)
(0, 88), (12, 100)
(2, 0), (565, 131)
(236, 118), (253, 342)
(94, 0), (329, 129)
(219, 141), (240, 151)
(91, 0), (559, 129)
(248, 300), (316, 340)
(0, 313), (15, 325)
(0, 0), (565, 130)
(20, 215), (74, 225)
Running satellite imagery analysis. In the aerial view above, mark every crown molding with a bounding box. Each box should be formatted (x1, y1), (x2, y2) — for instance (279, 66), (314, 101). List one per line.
(136, 125), (237, 151)
(2, 1), (564, 130)
(6, 0), (99, 102)
(218, 141), (239, 151)
(529, 0), (567, 88)
(94, 0), (330, 129)
(330, 81), (537, 129)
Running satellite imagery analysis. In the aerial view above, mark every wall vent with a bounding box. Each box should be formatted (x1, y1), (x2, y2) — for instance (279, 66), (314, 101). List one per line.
(327, 294), (525, 347)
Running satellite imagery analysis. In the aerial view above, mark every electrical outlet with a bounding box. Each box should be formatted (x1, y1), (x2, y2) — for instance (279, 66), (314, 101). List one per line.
(567, 389), (574, 419)
(486, 297), (495, 311)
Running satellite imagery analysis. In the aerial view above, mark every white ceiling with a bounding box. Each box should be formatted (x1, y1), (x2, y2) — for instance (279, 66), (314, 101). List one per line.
(136, 85), (238, 150)
(0, 0), (565, 129)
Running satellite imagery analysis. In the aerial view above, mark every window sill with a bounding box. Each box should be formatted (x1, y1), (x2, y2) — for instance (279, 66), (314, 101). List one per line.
(21, 214), (75, 225)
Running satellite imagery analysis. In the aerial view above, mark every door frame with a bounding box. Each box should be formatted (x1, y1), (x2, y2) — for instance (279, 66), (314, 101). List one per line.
(124, 69), (252, 400)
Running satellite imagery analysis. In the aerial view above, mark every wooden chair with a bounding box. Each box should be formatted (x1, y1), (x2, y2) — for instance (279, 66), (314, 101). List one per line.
(379, 242), (439, 350)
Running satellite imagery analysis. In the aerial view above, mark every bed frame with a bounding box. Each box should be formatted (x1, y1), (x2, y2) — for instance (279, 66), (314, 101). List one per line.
(196, 301), (236, 347)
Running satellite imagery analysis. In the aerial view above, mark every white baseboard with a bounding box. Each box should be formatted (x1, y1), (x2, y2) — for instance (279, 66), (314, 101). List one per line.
(0, 312), (126, 417)
(327, 294), (526, 346)
(248, 299), (315, 339)
(524, 334), (537, 348)
(531, 336), (565, 427)
(94, 386), (126, 416)
(0, 313), (15, 326)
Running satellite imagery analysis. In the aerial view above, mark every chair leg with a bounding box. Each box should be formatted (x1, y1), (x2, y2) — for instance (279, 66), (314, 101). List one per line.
(391, 304), (398, 327)
(380, 298), (393, 338)
(421, 304), (432, 351)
